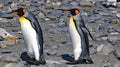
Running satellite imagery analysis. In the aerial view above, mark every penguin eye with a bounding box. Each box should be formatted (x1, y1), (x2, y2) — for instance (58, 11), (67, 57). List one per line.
(75, 10), (79, 15)
(23, 8), (26, 14)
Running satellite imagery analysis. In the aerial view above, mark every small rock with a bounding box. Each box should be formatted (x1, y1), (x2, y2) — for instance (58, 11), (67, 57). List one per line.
(52, 2), (61, 6)
(0, 41), (15, 46)
(97, 44), (104, 52)
(113, 61), (120, 67)
(46, 49), (57, 55)
(79, 1), (94, 7)
(0, 53), (20, 62)
(0, 4), (3, 8)
(5, 63), (24, 67)
(38, 12), (45, 18)
(110, 19), (118, 24)
(116, 12), (120, 18)
(102, 44), (115, 55)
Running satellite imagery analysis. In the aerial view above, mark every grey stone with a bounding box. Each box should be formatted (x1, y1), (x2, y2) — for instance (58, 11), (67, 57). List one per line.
(5, 63), (24, 67)
(0, 53), (20, 62)
(102, 44), (115, 55)
(113, 61), (120, 67)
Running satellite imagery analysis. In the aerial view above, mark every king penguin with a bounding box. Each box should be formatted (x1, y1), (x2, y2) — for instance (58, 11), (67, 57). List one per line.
(61, 8), (94, 64)
(9, 8), (46, 65)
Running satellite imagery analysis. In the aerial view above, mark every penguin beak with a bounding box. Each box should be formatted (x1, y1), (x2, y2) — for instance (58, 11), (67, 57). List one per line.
(57, 9), (71, 13)
(8, 10), (18, 15)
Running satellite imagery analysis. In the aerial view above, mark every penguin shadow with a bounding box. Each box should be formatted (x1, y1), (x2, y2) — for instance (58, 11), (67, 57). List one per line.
(20, 52), (44, 65)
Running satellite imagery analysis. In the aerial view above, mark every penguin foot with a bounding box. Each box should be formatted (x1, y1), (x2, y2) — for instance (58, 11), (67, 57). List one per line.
(27, 58), (46, 65)
(20, 52), (46, 65)
(66, 59), (93, 65)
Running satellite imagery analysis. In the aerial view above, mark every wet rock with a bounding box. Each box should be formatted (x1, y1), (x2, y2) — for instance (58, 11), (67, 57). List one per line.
(102, 44), (115, 55)
(0, 53), (20, 62)
(113, 61), (120, 67)
(5, 63), (24, 67)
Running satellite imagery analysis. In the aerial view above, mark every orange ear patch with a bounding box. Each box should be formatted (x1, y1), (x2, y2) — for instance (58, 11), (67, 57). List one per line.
(75, 10), (79, 15)
(23, 8), (26, 13)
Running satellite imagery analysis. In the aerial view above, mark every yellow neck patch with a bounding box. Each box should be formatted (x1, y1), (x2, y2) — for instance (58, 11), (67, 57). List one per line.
(69, 16), (75, 26)
(19, 16), (30, 23)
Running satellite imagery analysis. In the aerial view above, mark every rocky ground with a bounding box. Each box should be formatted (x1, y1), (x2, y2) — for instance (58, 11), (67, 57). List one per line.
(0, 0), (120, 67)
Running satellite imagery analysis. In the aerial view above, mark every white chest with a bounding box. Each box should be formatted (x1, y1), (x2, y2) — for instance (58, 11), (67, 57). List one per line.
(69, 22), (82, 60)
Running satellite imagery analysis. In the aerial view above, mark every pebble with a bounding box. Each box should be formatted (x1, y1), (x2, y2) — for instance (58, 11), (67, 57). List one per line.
(96, 44), (104, 52)
(5, 63), (24, 67)
(79, 1), (94, 7)
(0, 53), (20, 62)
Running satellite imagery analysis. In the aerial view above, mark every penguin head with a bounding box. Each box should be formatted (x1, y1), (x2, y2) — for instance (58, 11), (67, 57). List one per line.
(10, 8), (27, 17)
(63, 8), (80, 16)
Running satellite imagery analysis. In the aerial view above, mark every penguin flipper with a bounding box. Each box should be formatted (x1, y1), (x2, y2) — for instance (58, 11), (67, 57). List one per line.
(81, 27), (95, 41)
